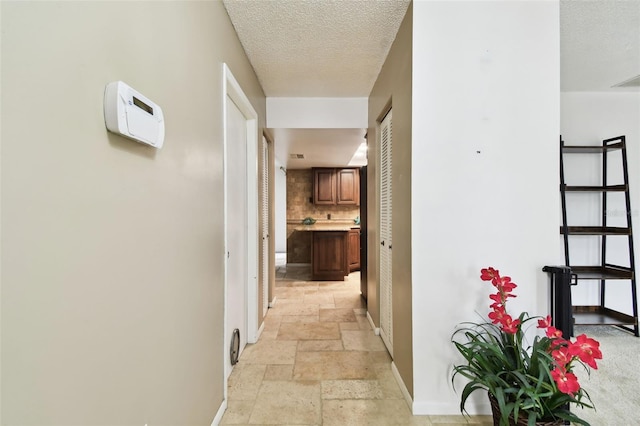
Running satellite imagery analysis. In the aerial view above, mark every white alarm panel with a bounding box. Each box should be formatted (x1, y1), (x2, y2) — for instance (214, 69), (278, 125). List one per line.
(104, 81), (165, 148)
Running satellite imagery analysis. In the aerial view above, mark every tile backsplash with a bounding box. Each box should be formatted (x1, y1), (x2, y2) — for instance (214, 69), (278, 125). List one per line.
(287, 169), (360, 263)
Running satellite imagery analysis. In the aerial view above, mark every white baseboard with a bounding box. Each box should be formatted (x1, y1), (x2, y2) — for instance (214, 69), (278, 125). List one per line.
(268, 296), (277, 308)
(391, 361), (413, 411)
(211, 398), (227, 426)
(255, 319), (265, 341)
(412, 398), (490, 415)
(366, 311), (380, 335)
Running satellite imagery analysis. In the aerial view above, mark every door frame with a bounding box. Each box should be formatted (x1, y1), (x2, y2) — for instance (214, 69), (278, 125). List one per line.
(222, 63), (260, 388)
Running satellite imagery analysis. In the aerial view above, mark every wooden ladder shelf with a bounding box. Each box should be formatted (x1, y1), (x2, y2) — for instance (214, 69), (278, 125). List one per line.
(560, 135), (639, 336)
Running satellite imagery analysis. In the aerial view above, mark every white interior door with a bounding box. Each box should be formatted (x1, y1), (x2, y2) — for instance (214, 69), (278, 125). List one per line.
(226, 95), (248, 375)
(223, 64), (259, 386)
(261, 136), (270, 317)
(379, 109), (393, 356)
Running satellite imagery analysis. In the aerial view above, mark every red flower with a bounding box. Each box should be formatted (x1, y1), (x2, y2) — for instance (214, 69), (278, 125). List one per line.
(568, 334), (603, 369)
(545, 326), (563, 339)
(480, 267), (499, 282)
(488, 306), (507, 324)
(500, 316), (521, 334)
(489, 292), (503, 305)
(537, 315), (552, 329)
(551, 368), (581, 396)
(548, 337), (567, 351)
(497, 276), (517, 293)
(551, 346), (572, 368)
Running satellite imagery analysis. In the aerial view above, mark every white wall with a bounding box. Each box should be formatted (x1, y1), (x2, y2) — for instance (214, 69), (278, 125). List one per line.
(275, 158), (288, 253)
(411, 1), (560, 414)
(267, 97), (368, 128)
(561, 92), (640, 314)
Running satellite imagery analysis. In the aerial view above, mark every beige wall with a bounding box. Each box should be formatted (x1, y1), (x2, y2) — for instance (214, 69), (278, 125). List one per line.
(1, 1), (265, 424)
(367, 3), (413, 396)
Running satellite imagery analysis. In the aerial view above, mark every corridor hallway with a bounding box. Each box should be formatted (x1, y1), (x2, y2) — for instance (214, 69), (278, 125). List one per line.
(220, 264), (492, 425)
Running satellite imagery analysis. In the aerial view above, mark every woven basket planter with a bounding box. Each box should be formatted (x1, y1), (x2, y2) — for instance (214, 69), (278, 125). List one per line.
(489, 394), (564, 426)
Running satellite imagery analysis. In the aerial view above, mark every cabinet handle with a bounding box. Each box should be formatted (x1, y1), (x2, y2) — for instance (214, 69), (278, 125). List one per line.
(381, 241), (385, 246)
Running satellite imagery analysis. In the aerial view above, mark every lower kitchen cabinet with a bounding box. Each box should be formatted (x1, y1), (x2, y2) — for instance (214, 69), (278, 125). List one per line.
(310, 228), (361, 280)
(311, 231), (348, 280)
(348, 228), (360, 272)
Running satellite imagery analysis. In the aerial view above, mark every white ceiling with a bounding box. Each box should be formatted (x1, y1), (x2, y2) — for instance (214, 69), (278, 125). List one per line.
(561, 0), (640, 91)
(223, 0), (411, 97)
(271, 127), (368, 170)
(223, 0), (640, 169)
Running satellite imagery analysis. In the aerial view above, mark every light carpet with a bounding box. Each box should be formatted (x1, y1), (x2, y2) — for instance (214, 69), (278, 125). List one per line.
(571, 325), (640, 425)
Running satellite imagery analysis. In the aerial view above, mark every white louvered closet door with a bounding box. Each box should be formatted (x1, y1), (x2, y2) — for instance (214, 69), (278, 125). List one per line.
(379, 109), (393, 356)
(261, 136), (269, 318)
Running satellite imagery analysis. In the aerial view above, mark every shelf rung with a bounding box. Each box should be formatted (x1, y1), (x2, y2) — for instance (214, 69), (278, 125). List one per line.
(568, 265), (634, 279)
(573, 306), (637, 326)
(562, 142), (624, 153)
(563, 184), (627, 192)
(560, 226), (631, 235)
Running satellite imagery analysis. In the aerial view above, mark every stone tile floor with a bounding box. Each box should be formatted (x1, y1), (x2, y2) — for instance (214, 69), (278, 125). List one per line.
(220, 264), (493, 426)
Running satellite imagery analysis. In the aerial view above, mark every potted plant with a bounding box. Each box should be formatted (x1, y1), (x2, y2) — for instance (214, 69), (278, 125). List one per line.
(452, 267), (602, 426)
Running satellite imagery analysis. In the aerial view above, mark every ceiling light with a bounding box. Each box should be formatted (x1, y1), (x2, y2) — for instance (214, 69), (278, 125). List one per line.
(348, 142), (368, 167)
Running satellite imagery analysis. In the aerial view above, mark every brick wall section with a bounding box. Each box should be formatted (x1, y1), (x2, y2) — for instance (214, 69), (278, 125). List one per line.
(287, 169), (360, 263)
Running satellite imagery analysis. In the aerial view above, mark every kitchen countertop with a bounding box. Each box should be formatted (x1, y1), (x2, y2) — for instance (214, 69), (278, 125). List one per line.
(294, 225), (358, 232)
(293, 221), (360, 232)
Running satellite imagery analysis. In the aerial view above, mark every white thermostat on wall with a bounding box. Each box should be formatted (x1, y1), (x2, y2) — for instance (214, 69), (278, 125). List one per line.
(104, 81), (165, 148)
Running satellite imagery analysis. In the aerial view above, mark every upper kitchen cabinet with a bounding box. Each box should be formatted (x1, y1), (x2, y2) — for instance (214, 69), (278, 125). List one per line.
(313, 168), (337, 205)
(337, 169), (359, 205)
(313, 168), (360, 206)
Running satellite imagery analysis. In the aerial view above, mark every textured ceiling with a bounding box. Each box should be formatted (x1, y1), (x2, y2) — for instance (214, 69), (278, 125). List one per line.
(223, 0), (411, 97)
(561, 0), (640, 91)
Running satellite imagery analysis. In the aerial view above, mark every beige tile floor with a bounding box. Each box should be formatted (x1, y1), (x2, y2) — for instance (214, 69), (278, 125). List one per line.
(220, 264), (493, 426)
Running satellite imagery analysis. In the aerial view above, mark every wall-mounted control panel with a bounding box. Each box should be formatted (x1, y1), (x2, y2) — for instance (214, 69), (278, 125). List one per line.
(104, 81), (164, 148)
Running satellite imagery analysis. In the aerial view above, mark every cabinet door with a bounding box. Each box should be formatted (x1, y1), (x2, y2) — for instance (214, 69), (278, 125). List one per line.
(348, 228), (360, 272)
(313, 168), (336, 205)
(337, 168), (360, 205)
(312, 231), (348, 280)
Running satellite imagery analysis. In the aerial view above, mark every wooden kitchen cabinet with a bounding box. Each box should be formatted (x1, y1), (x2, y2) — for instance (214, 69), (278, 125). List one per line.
(313, 168), (336, 205)
(348, 228), (360, 272)
(313, 168), (359, 206)
(337, 169), (359, 205)
(312, 231), (348, 280)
